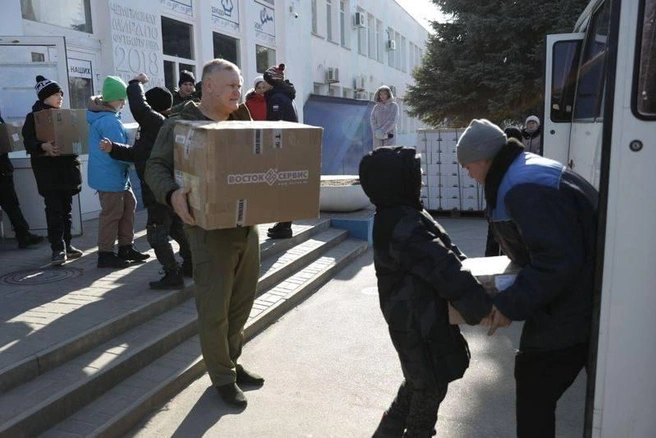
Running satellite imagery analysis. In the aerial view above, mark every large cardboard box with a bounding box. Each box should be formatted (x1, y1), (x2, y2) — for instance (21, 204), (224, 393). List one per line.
(173, 120), (323, 230)
(34, 109), (89, 155)
(0, 122), (24, 153)
(449, 256), (521, 324)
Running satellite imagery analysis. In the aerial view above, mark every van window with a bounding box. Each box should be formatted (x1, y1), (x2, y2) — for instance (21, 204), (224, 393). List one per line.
(551, 40), (581, 122)
(573, 1), (611, 121)
(635, 0), (656, 118)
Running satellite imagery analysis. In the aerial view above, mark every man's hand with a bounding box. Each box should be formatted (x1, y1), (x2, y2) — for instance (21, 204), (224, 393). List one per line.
(132, 73), (149, 84)
(171, 187), (196, 225)
(487, 305), (512, 336)
(99, 138), (113, 153)
(41, 141), (60, 156)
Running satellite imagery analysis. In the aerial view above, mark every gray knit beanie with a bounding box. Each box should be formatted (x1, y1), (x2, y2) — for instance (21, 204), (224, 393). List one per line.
(456, 119), (507, 165)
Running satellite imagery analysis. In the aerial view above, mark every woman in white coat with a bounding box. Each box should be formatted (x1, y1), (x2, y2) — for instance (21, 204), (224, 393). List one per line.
(370, 85), (399, 147)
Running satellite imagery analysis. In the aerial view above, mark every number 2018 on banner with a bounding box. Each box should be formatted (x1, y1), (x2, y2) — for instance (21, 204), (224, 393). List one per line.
(115, 47), (159, 75)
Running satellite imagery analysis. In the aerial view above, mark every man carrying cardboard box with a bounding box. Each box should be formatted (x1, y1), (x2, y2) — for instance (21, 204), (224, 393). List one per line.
(146, 59), (263, 408)
(456, 119), (599, 438)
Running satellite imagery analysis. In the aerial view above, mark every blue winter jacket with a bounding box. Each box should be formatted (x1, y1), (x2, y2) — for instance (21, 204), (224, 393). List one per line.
(86, 97), (130, 192)
(487, 148), (598, 352)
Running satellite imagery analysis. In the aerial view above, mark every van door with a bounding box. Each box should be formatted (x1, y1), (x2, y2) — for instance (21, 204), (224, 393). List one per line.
(0, 36), (83, 238)
(542, 33), (583, 166)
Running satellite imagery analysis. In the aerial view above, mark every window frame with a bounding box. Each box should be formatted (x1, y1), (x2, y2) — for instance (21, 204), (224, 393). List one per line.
(631, 0), (656, 120)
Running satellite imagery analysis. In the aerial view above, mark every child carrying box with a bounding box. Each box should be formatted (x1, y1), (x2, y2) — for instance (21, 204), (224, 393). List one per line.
(359, 146), (493, 437)
(22, 75), (83, 265)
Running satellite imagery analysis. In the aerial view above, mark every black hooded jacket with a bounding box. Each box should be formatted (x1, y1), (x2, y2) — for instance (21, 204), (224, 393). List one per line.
(22, 100), (82, 196)
(265, 80), (298, 123)
(359, 147), (492, 386)
(106, 81), (166, 207)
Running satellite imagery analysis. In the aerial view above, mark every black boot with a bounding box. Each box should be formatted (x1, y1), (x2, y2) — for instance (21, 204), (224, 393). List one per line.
(236, 364), (265, 386)
(97, 251), (130, 269)
(118, 245), (150, 262)
(373, 411), (406, 438)
(267, 222), (292, 239)
(17, 232), (43, 249)
(51, 250), (67, 267)
(149, 267), (184, 290)
(215, 383), (247, 407)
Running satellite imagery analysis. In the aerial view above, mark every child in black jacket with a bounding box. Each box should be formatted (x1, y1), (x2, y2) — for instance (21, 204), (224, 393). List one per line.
(359, 146), (492, 438)
(22, 76), (82, 265)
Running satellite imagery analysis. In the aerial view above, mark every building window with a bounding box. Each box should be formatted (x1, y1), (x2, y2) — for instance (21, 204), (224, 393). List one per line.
(162, 16), (195, 91)
(368, 15), (375, 58)
(312, 0), (318, 34)
(357, 10), (367, 55)
(376, 20), (383, 61)
(256, 45), (276, 73)
(21, 0), (92, 33)
(326, 0), (333, 41)
(213, 32), (239, 66)
(162, 17), (194, 59)
(387, 29), (394, 67)
(68, 58), (93, 109)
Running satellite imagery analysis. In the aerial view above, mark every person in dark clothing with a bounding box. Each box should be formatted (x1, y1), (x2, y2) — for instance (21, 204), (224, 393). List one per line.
(359, 146), (493, 438)
(263, 63), (299, 239)
(0, 116), (42, 249)
(457, 119), (598, 438)
(22, 76), (83, 264)
(172, 70), (196, 107)
(99, 73), (192, 289)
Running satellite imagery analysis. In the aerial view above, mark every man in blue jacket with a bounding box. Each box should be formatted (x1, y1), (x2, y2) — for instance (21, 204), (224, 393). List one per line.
(456, 119), (598, 438)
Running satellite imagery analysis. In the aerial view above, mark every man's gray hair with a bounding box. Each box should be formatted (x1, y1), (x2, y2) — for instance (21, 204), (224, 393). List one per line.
(202, 59), (240, 80)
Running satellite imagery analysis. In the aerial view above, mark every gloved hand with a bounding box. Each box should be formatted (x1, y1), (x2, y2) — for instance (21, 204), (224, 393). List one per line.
(375, 130), (388, 140)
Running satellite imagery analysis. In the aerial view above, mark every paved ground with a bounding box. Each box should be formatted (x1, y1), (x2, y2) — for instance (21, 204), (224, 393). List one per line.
(129, 217), (587, 438)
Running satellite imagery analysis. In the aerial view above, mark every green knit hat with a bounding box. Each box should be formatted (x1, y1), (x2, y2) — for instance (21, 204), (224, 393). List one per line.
(102, 76), (127, 102)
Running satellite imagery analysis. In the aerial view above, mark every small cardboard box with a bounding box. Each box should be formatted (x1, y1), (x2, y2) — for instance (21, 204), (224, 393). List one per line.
(34, 109), (89, 155)
(449, 255), (521, 324)
(174, 120), (323, 230)
(0, 122), (24, 153)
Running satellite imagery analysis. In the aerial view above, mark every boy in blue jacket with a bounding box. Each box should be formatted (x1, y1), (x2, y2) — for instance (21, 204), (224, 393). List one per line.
(87, 76), (149, 268)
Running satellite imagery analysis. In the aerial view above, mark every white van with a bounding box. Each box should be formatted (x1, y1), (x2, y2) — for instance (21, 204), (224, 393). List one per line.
(543, 0), (655, 436)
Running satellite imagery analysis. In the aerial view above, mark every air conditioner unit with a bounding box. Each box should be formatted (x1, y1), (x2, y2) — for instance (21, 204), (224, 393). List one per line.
(355, 91), (369, 100)
(354, 12), (366, 28)
(389, 85), (397, 95)
(326, 67), (340, 83)
(354, 75), (366, 90)
(386, 40), (396, 51)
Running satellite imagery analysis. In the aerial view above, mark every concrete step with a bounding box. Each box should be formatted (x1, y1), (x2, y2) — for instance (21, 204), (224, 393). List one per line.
(0, 226), (351, 437)
(42, 238), (368, 438)
(0, 218), (331, 394)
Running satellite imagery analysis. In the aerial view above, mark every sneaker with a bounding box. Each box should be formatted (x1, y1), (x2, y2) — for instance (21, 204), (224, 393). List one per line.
(117, 245), (150, 262)
(65, 245), (84, 259)
(97, 251), (130, 269)
(181, 260), (193, 278)
(50, 250), (67, 267)
(17, 232), (44, 249)
(149, 268), (184, 290)
(215, 382), (247, 407)
(236, 364), (265, 386)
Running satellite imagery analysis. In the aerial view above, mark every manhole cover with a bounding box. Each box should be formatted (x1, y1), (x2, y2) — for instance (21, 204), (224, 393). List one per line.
(0, 267), (84, 285)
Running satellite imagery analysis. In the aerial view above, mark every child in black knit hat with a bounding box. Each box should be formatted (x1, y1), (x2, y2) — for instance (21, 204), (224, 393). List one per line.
(22, 75), (83, 265)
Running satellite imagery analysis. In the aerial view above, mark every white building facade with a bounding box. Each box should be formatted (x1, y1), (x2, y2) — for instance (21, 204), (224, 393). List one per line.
(0, 0), (428, 227)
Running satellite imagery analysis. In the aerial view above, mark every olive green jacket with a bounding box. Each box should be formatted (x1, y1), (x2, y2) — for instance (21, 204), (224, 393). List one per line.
(145, 100), (252, 206)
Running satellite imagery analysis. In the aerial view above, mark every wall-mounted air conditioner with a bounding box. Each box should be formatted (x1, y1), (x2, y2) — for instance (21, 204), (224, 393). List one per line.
(386, 40), (396, 51)
(326, 67), (340, 83)
(389, 85), (397, 95)
(354, 12), (366, 28)
(355, 91), (369, 100)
